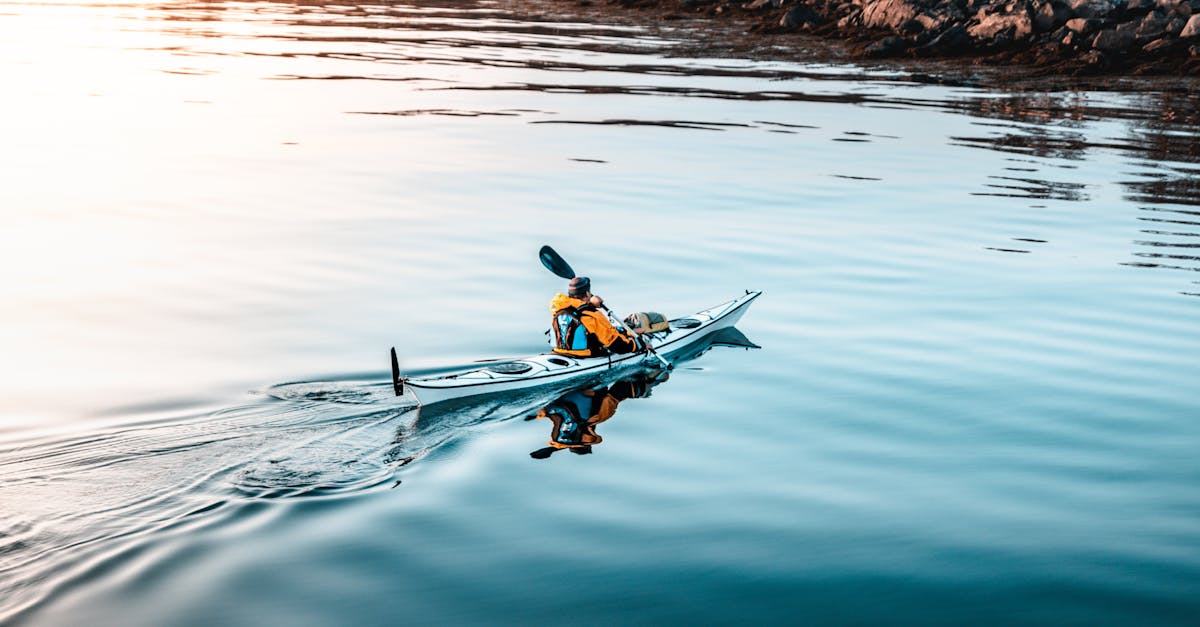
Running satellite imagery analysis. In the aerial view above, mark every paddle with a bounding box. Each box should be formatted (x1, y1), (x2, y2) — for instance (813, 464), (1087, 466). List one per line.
(390, 347), (404, 396)
(538, 245), (672, 369)
(529, 446), (558, 459)
(539, 245), (575, 281)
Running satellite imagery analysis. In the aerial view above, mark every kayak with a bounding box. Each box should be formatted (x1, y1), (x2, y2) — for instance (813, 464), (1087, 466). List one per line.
(392, 290), (761, 407)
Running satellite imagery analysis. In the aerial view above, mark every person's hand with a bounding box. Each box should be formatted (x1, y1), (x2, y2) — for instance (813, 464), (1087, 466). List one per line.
(589, 295), (604, 308)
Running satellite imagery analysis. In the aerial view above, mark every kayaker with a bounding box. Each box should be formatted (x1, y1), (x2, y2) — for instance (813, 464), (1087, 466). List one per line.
(529, 370), (668, 459)
(549, 276), (642, 357)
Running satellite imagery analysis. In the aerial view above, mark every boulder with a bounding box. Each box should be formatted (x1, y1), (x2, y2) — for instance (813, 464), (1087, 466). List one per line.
(1168, 15), (1188, 33)
(898, 17), (926, 34)
(1065, 17), (1102, 34)
(1093, 27), (1136, 50)
(1142, 37), (1177, 51)
(1069, 0), (1118, 19)
(861, 0), (920, 29)
(1182, 14), (1200, 36)
(1137, 12), (1171, 41)
(1034, 1), (1071, 31)
(969, 11), (1034, 39)
(745, 0), (786, 9)
(863, 35), (911, 56)
(779, 4), (824, 27)
(1127, 0), (1157, 13)
(916, 12), (950, 31)
(921, 22), (970, 51)
(1079, 48), (1110, 68)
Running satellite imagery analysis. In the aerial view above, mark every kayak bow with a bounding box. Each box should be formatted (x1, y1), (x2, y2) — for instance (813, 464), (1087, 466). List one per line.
(393, 290), (761, 407)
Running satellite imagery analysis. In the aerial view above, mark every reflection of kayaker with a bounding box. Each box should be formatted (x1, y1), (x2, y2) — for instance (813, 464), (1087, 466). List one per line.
(549, 276), (642, 358)
(529, 370), (668, 459)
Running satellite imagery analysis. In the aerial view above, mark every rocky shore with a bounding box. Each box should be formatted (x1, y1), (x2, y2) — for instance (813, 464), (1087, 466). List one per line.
(590, 0), (1200, 76)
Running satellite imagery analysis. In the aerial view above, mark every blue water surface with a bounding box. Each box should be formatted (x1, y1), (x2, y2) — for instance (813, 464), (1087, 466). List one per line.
(1, 1), (1198, 624)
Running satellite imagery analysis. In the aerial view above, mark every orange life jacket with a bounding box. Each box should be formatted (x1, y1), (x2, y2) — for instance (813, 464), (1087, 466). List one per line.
(548, 293), (637, 357)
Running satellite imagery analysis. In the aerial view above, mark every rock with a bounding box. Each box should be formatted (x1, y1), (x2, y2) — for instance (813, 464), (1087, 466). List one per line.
(1069, 0), (1118, 19)
(1191, 43), (1200, 53)
(1127, 0), (1157, 13)
(993, 25), (1017, 47)
(1079, 48), (1110, 68)
(969, 11), (1034, 40)
(777, 3), (816, 27)
(863, 34), (911, 56)
(745, 0), (784, 9)
(916, 13), (947, 32)
(1142, 36), (1177, 51)
(1034, 1), (1069, 31)
(779, 4), (824, 28)
(1137, 12), (1170, 41)
(1180, 14), (1200, 35)
(861, 0), (920, 29)
(1065, 17), (1101, 35)
(1168, 15), (1188, 33)
(943, 1), (968, 20)
(898, 17), (925, 34)
(1183, 14), (1200, 36)
(1093, 27), (1136, 50)
(921, 22), (970, 52)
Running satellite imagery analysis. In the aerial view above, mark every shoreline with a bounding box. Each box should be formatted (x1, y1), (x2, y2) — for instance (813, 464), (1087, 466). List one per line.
(503, 0), (1200, 90)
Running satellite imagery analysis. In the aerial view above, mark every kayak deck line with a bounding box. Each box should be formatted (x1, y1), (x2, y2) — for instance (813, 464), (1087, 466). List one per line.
(393, 290), (761, 408)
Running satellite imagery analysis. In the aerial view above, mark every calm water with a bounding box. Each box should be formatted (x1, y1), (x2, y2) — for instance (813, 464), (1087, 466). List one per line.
(2, 0), (1199, 624)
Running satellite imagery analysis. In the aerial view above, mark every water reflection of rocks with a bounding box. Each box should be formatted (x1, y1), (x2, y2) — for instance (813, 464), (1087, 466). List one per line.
(140, 0), (1200, 294)
(949, 91), (1200, 293)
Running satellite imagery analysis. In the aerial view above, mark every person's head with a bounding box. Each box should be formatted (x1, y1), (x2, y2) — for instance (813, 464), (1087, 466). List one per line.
(568, 276), (591, 298)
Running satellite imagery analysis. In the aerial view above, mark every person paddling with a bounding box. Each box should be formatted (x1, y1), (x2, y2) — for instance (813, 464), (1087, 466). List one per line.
(549, 276), (642, 357)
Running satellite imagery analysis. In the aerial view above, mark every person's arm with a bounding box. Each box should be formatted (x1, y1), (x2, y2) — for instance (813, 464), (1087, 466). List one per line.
(582, 311), (639, 353)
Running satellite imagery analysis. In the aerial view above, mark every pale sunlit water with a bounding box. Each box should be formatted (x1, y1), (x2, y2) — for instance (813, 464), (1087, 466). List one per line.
(1, 1), (1199, 624)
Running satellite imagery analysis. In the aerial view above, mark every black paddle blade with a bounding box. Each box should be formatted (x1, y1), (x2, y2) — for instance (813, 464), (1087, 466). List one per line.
(530, 446), (558, 459)
(390, 347), (404, 396)
(538, 245), (575, 280)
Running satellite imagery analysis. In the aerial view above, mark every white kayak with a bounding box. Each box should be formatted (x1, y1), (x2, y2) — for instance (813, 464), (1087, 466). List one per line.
(391, 290), (761, 407)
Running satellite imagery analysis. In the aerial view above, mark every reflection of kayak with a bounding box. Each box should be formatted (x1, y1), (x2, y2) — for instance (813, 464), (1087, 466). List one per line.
(392, 290), (761, 407)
